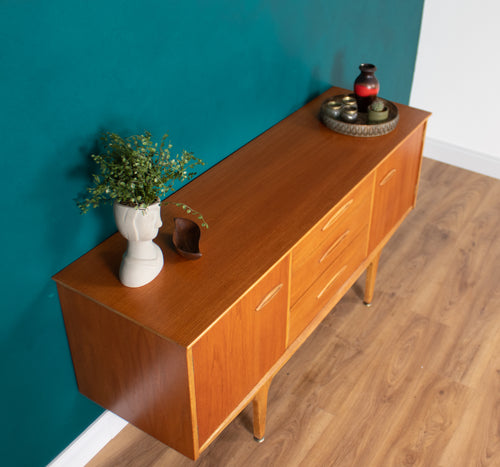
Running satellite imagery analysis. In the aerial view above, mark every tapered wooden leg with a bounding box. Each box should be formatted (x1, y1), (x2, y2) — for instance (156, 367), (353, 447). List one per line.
(252, 378), (272, 442)
(364, 251), (382, 306)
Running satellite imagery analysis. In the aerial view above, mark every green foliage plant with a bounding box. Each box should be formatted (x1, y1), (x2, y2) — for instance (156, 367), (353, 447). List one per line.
(77, 131), (208, 228)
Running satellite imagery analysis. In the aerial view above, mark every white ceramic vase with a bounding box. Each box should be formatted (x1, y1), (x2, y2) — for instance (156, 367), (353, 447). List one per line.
(113, 201), (164, 287)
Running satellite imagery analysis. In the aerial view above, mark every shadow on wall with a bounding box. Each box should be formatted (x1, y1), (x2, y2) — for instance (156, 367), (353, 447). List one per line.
(69, 132), (117, 235)
(303, 51), (347, 108)
(43, 133), (117, 264)
(330, 51), (347, 90)
(306, 66), (328, 104)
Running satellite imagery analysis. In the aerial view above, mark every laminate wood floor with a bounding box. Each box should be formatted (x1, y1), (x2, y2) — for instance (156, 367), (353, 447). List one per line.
(87, 158), (500, 467)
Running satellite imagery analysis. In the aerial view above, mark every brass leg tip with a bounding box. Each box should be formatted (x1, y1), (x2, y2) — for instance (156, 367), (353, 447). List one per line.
(363, 301), (372, 307)
(253, 436), (265, 443)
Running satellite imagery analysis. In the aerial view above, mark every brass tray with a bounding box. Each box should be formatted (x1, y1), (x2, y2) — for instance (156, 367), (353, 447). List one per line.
(320, 94), (399, 137)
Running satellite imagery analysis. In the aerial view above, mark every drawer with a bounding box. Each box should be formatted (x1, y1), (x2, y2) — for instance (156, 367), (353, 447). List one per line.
(291, 174), (372, 305)
(289, 228), (367, 344)
(192, 256), (289, 445)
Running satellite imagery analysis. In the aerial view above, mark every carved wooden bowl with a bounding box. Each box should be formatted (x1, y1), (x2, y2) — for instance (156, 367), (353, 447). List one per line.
(172, 217), (202, 259)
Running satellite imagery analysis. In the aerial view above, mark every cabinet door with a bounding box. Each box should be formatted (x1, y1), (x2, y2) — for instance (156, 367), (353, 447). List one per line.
(192, 257), (289, 446)
(369, 125), (425, 252)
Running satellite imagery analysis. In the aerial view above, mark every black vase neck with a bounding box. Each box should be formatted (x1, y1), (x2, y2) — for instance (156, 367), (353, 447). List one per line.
(359, 63), (377, 74)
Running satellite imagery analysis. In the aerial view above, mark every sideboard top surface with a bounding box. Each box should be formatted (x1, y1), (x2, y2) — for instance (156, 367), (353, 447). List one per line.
(54, 87), (430, 347)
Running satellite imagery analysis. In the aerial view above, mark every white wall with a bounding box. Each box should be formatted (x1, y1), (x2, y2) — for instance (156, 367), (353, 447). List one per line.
(410, 0), (500, 179)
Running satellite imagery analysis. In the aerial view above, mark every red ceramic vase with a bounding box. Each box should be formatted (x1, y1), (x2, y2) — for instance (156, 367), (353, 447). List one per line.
(354, 64), (380, 112)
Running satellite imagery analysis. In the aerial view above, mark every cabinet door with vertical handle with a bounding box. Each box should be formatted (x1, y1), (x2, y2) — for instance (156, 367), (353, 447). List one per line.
(369, 125), (425, 252)
(191, 256), (289, 446)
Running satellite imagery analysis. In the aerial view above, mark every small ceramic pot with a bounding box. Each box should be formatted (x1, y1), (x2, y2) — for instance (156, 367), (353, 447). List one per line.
(342, 95), (357, 107)
(341, 105), (358, 123)
(325, 101), (343, 119)
(368, 106), (389, 123)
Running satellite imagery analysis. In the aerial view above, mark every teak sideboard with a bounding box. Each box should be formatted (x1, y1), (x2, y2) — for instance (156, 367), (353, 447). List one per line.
(54, 87), (430, 460)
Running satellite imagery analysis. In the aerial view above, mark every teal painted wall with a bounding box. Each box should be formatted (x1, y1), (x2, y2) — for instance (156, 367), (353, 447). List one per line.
(0, 1), (424, 464)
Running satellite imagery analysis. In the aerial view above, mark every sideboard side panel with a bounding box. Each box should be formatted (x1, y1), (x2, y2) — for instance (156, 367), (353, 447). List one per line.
(57, 285), (197, 459)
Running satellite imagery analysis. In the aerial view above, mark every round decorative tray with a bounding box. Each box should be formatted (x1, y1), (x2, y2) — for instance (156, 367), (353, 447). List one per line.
(320, 94), (399, 137)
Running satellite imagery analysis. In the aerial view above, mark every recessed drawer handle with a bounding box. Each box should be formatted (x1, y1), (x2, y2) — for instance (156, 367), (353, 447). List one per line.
(379, 168), (397, 186)
(319, 230), (351, 263)
(317, 265), (347, 300)
(322, 199), (354, 231)
(255, 283), (283, 311)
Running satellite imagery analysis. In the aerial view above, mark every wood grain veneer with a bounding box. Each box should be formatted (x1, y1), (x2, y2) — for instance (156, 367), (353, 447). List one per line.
(369, 124), (425, 252)
(57, 285), (197, 459)
(192, 256), (289, 445)
(54, 86), (430, 459)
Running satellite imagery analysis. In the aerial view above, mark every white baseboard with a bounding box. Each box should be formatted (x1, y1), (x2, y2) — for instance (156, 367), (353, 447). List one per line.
(48, 411), (127, 467)
(423, 137), (500, 180)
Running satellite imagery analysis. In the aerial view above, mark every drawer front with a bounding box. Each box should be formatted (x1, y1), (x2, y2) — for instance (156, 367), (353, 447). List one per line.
(369, 125), (424, 252)
(289, 228), (367, 344)
(291, 174), (372, 305)
(192, 257), (289, 445)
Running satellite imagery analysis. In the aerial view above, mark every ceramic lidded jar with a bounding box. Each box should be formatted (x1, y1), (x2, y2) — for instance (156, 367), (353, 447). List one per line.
(354, 64), (380, 113)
